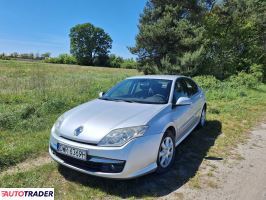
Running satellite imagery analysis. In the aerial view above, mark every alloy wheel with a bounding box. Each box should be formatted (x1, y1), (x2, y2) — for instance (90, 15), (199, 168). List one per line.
(159, 136), (174, 168)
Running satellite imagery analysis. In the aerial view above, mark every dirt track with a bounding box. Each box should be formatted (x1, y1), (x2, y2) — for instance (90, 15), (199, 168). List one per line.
(164, 121), (266, 200)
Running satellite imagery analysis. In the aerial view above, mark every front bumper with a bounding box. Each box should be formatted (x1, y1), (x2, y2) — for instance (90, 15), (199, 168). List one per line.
(49, 131), (162, 179)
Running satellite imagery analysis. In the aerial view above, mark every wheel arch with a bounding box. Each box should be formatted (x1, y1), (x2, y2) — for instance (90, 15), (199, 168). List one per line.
(203, 103), (207, 110)
(165, 126), (176, 138)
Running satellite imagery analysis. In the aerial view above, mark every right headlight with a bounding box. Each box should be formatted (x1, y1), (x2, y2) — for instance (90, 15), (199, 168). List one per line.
(98, 126), (148, 147)
(52, 115), (65, 136)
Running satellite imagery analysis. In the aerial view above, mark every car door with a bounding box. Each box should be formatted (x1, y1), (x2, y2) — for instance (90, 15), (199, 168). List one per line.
(182, 78), (203, 128)
(171, 79), (193, 141)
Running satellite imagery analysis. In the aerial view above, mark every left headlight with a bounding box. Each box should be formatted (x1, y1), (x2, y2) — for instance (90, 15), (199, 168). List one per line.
(98, 126), (148, 147)
(52, 115), (65, 136)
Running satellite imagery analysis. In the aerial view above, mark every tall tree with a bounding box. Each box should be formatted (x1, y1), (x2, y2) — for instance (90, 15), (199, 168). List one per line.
(130, 0), (208, 75)
(70, 23), (112, 65)
(202, 0), (266, 79)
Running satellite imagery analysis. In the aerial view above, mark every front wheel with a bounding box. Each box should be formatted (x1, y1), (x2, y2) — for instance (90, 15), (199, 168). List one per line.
(198, 107), (206, 128)
(156, 130), (176, 174)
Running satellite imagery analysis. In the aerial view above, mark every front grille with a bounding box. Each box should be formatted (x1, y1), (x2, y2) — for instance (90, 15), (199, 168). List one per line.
(51, 146), (125, 173)
(60, 136), (98, 146)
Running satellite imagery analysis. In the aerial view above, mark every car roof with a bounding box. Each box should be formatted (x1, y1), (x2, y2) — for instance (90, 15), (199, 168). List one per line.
(126, 75), (184, 81)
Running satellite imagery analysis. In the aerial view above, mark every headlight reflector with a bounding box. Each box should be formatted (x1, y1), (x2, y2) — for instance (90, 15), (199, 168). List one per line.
(98, 126), (148, 147)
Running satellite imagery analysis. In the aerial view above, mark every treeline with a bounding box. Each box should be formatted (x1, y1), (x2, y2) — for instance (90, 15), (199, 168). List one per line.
(130, 0), (266, 81)
(0, 52), (51, 60)
(0, 52), (137, 69)
(43, 53), (137, 69)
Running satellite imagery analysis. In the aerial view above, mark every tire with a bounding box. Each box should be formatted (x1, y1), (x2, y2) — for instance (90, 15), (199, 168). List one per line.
(156, 130), (176, 174)
(198, 106), (206, 128)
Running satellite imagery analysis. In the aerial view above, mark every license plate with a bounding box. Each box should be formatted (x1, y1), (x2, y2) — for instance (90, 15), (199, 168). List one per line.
(57, 143), (87, 161)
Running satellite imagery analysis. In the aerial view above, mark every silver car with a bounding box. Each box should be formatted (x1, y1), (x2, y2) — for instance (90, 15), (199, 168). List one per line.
(49, 75), (206, 179)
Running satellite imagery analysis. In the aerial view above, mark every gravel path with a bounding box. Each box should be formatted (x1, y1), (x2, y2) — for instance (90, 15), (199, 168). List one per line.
(164, 121), (266, 200)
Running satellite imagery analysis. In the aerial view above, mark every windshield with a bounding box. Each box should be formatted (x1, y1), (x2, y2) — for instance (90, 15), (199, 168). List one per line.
(100, 78), (172, 104)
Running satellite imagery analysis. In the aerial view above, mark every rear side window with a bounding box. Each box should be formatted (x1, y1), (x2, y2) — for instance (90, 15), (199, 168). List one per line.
(182, 78), (199, 96)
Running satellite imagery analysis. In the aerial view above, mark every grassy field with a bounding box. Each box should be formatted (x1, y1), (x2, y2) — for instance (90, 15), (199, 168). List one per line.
(0, 60), (266, 199)
(0, 60), (138, 168)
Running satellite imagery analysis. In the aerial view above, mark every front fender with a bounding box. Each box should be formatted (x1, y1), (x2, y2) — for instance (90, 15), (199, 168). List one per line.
(146, 105), (177, 138)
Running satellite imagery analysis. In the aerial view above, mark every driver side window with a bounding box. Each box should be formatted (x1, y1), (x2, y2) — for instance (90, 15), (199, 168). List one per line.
(182, 78), (199, 97)
(174, 80), (188, 101)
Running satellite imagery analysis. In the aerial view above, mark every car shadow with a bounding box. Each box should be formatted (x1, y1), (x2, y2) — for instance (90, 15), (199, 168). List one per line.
(58, 120), (222, 198)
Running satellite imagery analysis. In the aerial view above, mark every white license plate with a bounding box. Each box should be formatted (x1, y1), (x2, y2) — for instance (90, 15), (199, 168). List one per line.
(57, 143), (87, 161)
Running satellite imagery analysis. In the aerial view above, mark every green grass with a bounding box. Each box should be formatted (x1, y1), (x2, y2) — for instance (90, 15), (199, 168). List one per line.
(0, 164), (109, 199)
(205, 85), (266, 157)
(0, 60), (139, 169)
(0, 60), (266, 199)
(0, 163), (157, 199)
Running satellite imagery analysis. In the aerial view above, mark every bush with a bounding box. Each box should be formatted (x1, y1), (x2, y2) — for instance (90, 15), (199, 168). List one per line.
(44, 54), (77, 64)
(60, 54), (77, 64)
(106, 55), (137, 69)
(43, 57), (57, 63)
(193, 75), (221, 90)
(250, 64), (264, 82)
(121, 58), (137, 69)
(227, 72), (259, 88)
(108, 54), (123, 68)
(193, 73), (261, 101)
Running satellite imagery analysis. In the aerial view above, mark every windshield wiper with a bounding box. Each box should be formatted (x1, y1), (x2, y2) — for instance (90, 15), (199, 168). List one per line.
(99, 97), (113, 101)
(100, 97), (164, 104)
(112, 99), (135, 103)
(99, 97), (135, 103)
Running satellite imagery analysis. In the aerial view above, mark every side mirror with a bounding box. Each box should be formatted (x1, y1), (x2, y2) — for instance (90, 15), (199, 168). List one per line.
(175, 97), (192, 106)
(99, 92), (105, 98)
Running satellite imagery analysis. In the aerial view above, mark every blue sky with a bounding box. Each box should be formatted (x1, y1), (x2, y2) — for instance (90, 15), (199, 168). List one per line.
(0, 0), (147, 58)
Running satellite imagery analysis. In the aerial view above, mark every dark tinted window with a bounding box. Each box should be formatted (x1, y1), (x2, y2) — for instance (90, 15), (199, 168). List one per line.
(182, 78), (198, 96)
(173, 80), (188, 101)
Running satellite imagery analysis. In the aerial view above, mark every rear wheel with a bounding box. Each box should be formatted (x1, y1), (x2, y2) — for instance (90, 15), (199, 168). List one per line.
(156, 130), (176, 173)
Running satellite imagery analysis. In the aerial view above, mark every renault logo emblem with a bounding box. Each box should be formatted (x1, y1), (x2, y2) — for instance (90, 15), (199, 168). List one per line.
(74, 126), (83, 136)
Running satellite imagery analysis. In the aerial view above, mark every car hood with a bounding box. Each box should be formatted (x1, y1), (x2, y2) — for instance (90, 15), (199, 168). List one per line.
(58, 99), (167, 144)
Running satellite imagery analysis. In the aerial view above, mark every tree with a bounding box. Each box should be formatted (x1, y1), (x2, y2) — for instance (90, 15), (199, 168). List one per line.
(41, 52), (51, 59)
(108, 54), (124, 68)
(202, 0), (266, 79)
(69, 23), (112, 65)
(131, 0), (265, 79)
(44, 54), (77, 64)
(130, 0), (208, 75)
(10, 52), (18, 58)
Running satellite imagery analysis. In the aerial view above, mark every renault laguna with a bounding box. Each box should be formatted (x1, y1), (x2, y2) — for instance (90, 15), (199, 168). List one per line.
(49, 75), (206, 179)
